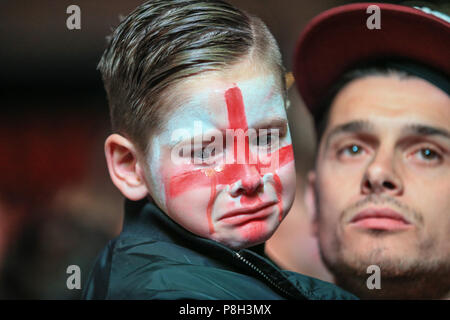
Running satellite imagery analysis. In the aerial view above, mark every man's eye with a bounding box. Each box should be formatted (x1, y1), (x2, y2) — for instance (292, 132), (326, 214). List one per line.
(339, 144), (364, 157)
(413, 148), (442, 162)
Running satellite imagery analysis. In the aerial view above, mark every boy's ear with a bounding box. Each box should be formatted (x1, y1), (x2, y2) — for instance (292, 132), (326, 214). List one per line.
(304, 170), (319, 238)
(104, 134), (149, 201)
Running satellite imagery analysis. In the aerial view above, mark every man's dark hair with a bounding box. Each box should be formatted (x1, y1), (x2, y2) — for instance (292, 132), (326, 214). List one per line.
(98, 0), (285, 153)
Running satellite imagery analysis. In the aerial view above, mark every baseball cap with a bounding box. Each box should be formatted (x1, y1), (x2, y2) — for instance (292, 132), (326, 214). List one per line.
(293, 3), (450, 118)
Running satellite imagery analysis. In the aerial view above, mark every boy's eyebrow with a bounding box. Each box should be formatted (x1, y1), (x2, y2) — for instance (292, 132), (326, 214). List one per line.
(250, 117), (288, 131)
(169, 132), (217, 148)
(401, 124), (450, 140)
(325, 120), (374, 148)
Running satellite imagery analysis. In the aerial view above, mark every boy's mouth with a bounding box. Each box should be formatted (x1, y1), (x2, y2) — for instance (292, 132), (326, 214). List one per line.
(218, 201), (277, 224)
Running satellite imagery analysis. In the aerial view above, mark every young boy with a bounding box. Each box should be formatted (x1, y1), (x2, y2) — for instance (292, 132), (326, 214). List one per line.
(82, 0), (356, 300)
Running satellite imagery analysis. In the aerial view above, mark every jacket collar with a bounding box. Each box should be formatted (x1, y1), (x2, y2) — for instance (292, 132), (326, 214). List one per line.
(120, 198), (308, 299)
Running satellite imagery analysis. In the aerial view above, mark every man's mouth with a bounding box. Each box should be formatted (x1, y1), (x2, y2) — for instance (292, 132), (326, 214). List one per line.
(349, 207), (413, 231)
(219, 201), (277, 225)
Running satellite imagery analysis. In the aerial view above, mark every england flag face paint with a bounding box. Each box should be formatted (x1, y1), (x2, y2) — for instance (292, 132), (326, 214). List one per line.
(145, 69), (296, 249)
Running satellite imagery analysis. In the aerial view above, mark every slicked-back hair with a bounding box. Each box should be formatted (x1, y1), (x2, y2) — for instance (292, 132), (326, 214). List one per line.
(98, 0), (285, 153)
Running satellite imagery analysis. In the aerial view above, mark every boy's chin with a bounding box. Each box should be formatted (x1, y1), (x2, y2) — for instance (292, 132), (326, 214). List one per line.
(213, 224), (279, 250)
(229, 238), (266, 250)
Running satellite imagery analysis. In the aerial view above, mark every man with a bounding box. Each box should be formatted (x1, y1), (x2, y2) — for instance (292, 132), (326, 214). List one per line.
(265, 88), (333, 283)
(82, 0), (355, 299)
(293, 3), (449, 299)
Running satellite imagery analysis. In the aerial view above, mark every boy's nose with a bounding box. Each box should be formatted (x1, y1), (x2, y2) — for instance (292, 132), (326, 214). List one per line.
(230, 165), (263, 197)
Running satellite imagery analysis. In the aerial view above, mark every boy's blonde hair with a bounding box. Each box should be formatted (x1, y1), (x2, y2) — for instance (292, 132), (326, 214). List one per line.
(98, 0), (285, 153)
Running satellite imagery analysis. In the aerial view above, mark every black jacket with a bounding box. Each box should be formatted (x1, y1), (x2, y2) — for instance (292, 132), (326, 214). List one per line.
(82, 199), (357, 300)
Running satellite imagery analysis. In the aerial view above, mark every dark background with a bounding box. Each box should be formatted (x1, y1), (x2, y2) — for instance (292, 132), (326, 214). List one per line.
(0, 0), (446, 299)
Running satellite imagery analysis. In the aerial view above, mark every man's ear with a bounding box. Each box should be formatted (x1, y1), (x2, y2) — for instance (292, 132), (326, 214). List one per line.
(304, 170), (319, 238)
(104, 134), (149, 201)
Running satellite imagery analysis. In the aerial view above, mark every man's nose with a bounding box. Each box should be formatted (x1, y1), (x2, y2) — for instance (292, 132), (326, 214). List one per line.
(361, 150), (404, 196)
(230, 165), (263, 197)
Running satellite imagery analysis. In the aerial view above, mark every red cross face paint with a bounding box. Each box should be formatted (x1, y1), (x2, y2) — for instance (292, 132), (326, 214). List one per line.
(145, 70), (296, 249)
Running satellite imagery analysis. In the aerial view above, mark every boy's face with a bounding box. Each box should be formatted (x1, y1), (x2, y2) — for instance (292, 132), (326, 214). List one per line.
(142, 62), (296, 249)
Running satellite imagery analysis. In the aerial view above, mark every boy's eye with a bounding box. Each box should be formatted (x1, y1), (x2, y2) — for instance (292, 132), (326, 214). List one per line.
(257, 134), (272, 146)
(191, 147), (215, 160)
(256, 132), (279, 148)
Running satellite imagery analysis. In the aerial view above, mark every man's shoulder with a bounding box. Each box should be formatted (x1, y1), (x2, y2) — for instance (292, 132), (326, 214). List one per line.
(282, 270), (358, 300)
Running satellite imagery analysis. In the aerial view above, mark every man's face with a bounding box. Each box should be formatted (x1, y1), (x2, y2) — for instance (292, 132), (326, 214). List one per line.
(141, 62), (296, 249)
(314, 75), (450, 279)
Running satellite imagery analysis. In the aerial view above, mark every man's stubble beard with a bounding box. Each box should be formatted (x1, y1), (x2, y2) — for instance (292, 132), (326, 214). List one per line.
(315, 193), (450, 299)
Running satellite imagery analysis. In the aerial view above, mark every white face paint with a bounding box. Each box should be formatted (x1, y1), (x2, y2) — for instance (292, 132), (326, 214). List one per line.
(148, 136), (165, 206)
(144, 65), (296, 249)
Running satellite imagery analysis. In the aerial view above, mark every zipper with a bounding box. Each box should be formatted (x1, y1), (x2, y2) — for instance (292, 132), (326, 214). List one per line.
(235, 251), (297, 299)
